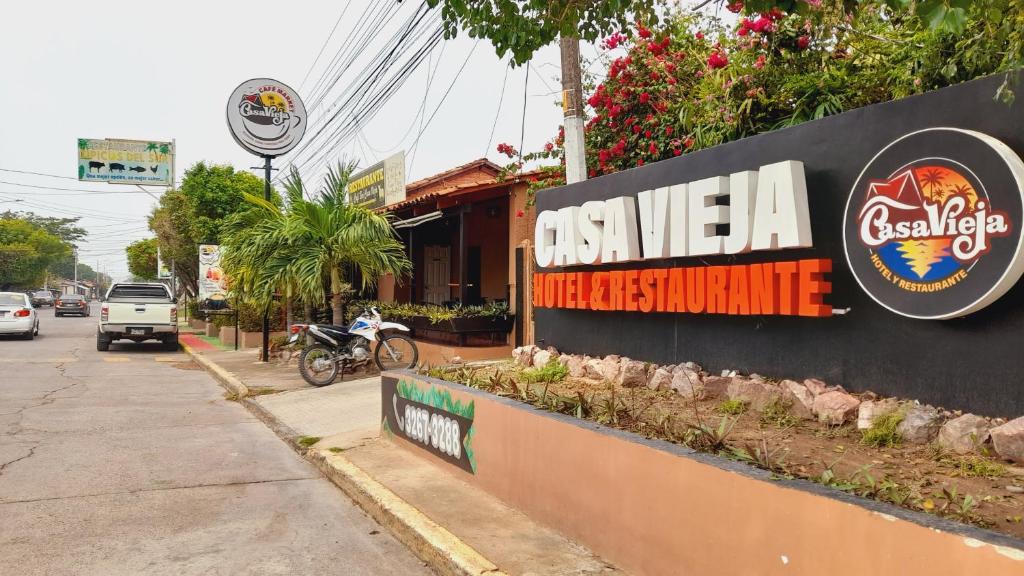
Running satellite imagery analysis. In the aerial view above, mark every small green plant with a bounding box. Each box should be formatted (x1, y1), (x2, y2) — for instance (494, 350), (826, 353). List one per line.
(945, 455), (1007, 479)
(328, 447), (345, 453)
(730, 435), (789, 474)
(718, 398), (748, 415)
(759, 397), (797, 429)
(297, 436), (321, 448)
(520, 359), (569, 384)
(684, 416), (736, 453)
(861, 409), (905, 448)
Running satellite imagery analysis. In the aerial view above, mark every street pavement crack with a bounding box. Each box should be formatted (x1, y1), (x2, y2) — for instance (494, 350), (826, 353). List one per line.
(0, 476), (321, 505)
(1, 347), (85, 476)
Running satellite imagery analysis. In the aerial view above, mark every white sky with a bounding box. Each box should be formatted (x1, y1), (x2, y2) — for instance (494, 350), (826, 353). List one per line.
(1, 1), (607, 280)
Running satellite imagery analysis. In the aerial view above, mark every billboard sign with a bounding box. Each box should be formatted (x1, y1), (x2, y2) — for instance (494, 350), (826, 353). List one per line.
(348, 152), (406, 209)
(198, 244), (226, 301)
(77, 139), (174, 185)
(226, 78), (306, 158)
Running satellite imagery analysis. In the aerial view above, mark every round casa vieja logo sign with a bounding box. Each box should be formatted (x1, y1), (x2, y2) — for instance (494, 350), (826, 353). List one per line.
(226, 78), (306, 157)
(843, 128), (1024, 319)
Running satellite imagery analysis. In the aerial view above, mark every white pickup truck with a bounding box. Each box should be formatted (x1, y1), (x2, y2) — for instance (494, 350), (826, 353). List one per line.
(97, 283), (178, 351)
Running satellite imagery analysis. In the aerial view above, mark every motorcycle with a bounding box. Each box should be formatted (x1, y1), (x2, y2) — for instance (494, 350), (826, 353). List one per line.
(288, 307), (419, 387)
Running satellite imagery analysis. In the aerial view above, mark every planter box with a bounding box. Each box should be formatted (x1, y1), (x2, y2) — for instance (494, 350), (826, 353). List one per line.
(409, 315), (514, 346)
(381, 371), (1024, 576)
(189, 318), (205, 330)
(238, 330), (287, 349)
(218, 326), (237, 346)
(204, 322), (218, 337)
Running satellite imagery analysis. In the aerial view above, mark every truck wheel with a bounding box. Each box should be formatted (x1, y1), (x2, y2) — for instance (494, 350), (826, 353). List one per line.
(96, 333), (110, 351)
(163, 335), (179, 351)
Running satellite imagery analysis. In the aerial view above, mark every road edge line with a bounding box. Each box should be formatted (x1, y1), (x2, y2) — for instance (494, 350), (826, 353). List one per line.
(179, 341), (249, 398)
(180, 343), (504, 576)
(308, 448), (506, 576)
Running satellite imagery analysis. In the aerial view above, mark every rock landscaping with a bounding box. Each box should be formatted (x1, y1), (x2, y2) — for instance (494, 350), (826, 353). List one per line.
(421, 346), (1024, 539)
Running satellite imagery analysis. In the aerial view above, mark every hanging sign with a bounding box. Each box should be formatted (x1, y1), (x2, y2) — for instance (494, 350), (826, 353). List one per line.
(843, 128), (1024, 319)
(348, 152), (407, 208)
(226, 78), (306, 157)
(198, 244), (226, 301)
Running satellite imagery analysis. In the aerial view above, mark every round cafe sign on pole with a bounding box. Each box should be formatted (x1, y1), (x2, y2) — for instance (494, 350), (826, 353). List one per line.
(226, 78), (306, 158)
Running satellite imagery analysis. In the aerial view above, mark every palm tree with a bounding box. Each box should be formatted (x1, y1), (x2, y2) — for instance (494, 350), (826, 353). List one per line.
(221, 161), (409, 325)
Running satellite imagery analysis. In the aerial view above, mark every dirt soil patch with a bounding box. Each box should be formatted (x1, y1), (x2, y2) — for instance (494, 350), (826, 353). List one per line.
(426, 362), (1024, 540)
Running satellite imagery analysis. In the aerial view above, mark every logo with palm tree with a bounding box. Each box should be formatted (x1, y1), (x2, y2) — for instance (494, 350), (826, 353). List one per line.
(844, 128), (1024, 320)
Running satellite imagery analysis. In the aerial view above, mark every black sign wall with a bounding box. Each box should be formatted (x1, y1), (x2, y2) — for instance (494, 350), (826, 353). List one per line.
(535, 73), (1024, 416)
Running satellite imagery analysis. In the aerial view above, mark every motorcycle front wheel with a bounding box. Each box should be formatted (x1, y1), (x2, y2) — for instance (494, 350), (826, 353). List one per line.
(374, 333), (418, 371)
(298, 344), (339, 387)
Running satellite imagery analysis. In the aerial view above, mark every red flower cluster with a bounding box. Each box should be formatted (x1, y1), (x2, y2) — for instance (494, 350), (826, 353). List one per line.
(707, 49), (729, 69)
(797, 35), (810, 50)
(496, 143), (518, 157)
(738, 8), (786, 36)
(602, 32), (628, 50)
(637, 25), (652, 39)
(727, 1), (744, 13)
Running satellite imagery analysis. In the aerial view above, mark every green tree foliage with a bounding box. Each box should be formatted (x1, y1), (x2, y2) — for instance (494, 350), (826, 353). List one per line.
(125, 238), (158, 280)
(149, 162), (272, 296)
(502, 0), (1024, 184)
(0, 218), (71, 289)
(426, 0), (662, 64)
(0, 211), (86, 245)
(221, 162), (410, 324)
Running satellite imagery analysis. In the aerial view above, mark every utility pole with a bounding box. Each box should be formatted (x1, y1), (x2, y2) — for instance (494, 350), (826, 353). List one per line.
(560, 35), (587, 184)
(73, 249), (78, 295)
(96, 261), (100, 299)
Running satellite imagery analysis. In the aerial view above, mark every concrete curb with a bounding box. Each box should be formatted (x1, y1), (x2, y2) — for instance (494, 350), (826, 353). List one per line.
(309, 449), (506, 576)
(179, 341), (249, 399)
(181, 343), (504, 576)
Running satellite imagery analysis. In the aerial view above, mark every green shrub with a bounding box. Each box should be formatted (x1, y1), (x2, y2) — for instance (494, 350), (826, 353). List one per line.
(861, 409), (905, 448)
(759, 397), (797, 428)
(521, 359), (569, 384)
(718, 399), (748, 415)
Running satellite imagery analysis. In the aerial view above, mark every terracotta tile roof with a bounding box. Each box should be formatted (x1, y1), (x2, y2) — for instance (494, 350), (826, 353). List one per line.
(381, 158), (542, 212)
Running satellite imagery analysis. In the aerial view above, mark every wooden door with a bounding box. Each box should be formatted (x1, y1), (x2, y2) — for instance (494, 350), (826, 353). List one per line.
(423, 245), (450, 305)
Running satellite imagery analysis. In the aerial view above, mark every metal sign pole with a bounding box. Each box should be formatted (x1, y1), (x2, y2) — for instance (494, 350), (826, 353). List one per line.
(262, 155), (272, 362)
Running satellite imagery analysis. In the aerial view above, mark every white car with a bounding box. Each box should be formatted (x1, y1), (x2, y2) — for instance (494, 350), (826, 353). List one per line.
(0, 292), (40, 340)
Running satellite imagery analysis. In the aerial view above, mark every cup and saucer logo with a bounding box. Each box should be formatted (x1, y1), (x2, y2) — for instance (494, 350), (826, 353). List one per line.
(226, 78), (306, 157)
(844, 128), (1024, 319)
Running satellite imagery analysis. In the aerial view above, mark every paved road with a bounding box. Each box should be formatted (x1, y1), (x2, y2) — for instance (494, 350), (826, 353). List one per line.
(0, 305), (430, 576)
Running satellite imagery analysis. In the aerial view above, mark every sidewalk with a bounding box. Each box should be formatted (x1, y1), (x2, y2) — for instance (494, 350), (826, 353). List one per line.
(179, 341), (621, 576)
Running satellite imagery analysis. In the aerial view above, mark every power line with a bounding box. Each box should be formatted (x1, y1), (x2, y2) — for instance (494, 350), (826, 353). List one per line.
(0, 167), (80, 181)
(406, 40), (481, 177)
(299, 0), (354, 92)
(0, 179), (159, 195)
(519, 62), (530, 166)
(484, 61), (512, 157)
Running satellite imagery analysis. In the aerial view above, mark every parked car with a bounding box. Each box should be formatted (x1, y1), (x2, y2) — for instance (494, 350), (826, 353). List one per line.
(97, 283), (177, 351)
(30, 290), (54, 307)
(55, 294), (90, 317)
(0, 292), (40, 340)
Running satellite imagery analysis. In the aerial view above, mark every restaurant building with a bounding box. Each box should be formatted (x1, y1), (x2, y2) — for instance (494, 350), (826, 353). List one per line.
(374, 159), (537, 349)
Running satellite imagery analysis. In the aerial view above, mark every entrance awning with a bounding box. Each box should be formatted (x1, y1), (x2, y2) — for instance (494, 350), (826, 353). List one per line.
(392, 210), (443, 229)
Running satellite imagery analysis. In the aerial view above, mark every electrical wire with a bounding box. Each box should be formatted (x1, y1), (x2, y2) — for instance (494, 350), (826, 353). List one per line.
(299, 0), (354, 92)
(483, 61), (512, 157)
(406, 40), (481, 177)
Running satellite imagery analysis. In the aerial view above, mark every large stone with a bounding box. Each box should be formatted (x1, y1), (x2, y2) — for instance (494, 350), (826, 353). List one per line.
(938, 414), (991, 454)
(896, 403), (942, 444)
(617, 359), (648, 388)
(562, 355), (588, 378)
(726, 378), (780, 411)
(598, 355), (622, 382)
(857, 398), (901, 431)
(532, 349), (553, 368)
(647, 367), (674, 391)
(780, 380), (814, 414)
(812, 391), (860, 425)
(701, 376), (732, 399)
(512, 345), (537, 367)
(670, 370), (704, 399)
(803, 378), (830, 396)
(583, 358), (605, 380)
(991, 416), (1024, 463)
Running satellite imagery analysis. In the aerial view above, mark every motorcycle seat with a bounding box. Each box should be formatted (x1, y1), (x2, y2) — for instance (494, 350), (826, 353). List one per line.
(317, 325), (351, 336)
